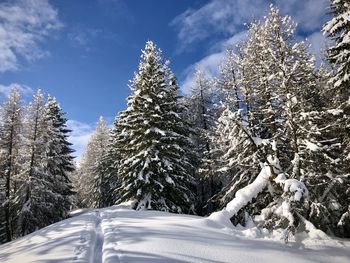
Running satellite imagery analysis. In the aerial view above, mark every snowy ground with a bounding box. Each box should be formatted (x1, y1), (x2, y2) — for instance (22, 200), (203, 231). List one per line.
(0, 204), (349, 263)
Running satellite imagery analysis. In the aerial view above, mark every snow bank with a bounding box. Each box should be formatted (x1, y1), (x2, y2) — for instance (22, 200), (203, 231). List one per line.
(0, 205), (349, 263)
(209, 164), (271, 226)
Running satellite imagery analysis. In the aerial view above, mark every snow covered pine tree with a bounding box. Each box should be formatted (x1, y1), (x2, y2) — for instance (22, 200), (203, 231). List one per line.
(322, 0), (350, 237)
(42, 96), (75, 223)
(16, 91), (74, 236)
(112, 41), (196, 213)
(185, 69), (220, 215)
(210, 5), (325, 241)
(76, 116), (110, 208)
(0, 88), (23, 242)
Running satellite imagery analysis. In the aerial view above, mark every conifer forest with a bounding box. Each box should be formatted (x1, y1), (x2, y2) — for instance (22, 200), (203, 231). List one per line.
(0, 1), (349, 252)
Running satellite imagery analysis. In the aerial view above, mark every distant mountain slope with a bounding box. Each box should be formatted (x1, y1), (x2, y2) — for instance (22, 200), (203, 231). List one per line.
(0, 204), (349, 263)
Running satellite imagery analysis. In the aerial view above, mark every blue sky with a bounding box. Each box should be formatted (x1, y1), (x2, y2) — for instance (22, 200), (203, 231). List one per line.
(0, 0), (329, 160)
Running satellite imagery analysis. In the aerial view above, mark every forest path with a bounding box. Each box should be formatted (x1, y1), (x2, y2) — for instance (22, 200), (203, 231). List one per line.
(0, 205), (349, 263)
(91, 211), (104, 263)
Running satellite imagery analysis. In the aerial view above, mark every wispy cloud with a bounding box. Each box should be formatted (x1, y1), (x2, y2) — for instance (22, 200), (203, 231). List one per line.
(180, 31), (247, 94)
(0, 0), (63, 72)
(175, 0), (329, 92)
(0, 83), (34, 98)
(97, 0), (134, 22)
(171, 0), (328, 51)
(68, 27), (102, 51)
(68, 27), (119, 52)
(67, 119), (95, 163)
(306, 31), (330, 62)
(170, 0), (265, 50)
(276, 0), (328, 33)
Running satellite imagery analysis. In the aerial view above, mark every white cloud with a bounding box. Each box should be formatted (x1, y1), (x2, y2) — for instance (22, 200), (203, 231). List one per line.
(68, 28), (102, 50)
(276, 0), (328, 32)
(171, 0), (266, 49)
(66, 120), (95, 163)
(0, 0), (63, 72)
(67, 118), (114, 164)
(176, 0), (329, 92)
(181, 31), (247, 94)
(171, 0), (328, 49)
(306, 31), (329, 61)
(0, 83), (34, 98)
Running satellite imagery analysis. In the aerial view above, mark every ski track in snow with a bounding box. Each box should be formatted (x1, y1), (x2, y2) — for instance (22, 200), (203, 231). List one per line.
(92, 211), (104, 263)
(74, 222), (93, 262)
(72, 208), (124, 263)
(1, 205), (350, 263)
(102, 209), (124, 263)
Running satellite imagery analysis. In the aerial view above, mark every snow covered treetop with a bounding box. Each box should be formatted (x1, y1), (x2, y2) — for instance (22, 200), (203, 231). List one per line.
(141, 40), (162, 65)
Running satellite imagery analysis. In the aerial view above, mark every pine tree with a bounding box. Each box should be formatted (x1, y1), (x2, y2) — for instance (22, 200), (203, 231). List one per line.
(323, 0), (350, 97)
(16, 91), (75, 236)
(42, 96), (75, 221)
(185, 69), (220, 214)
(218, 48), (242, 112)
(211, 6), (323, 238)
(209, 108), (261, 217)
(102, 118), (122, 206)
(113, 41), (196, 213)
(0, 88), (23, 242)
(322, 0), (350, 236)
(77, 116), (110, 208)
(16, 90), (47, 235)
(186, 69), (217, 153)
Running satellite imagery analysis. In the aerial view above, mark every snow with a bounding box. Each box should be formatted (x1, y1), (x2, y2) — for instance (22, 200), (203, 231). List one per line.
(145, 127), (166, 136)
(275, 200), (294, 225)
(69, 208), (92, 217)
(209, 163), (271, 225)
(283, 179), (308, 201)
(1, 204), (349, 263)
(304, 140), (320, 152)
(274, 174), (308, 202)
(327, 109), (343, 115)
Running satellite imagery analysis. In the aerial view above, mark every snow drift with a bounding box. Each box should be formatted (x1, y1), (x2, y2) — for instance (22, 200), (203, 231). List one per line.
(0, 204), (349, 263)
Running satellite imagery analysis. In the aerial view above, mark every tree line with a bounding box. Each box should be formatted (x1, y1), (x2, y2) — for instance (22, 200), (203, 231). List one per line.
(1, 1), (349, 244)
(76, 3), (349, 238)
(0, 90), (75, 243)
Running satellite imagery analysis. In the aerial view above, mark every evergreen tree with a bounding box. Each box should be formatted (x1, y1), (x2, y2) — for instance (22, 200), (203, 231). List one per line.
(185, 69), (220, 214)
(113, 41), (196, 213)
(102, 118), (122, 206)
(0, 88), (23, 242)
(218, 48), (242, 112)
(16, 90), (47, 235)
(323, 0), (350, 98)
(211, 6), (323, 238)
(76, 116), (110, 208)
(322, 0), (350, 236)
(16, 91), (75, 236)
(209, 108), (261, 217)
(42, 96), (75, 221)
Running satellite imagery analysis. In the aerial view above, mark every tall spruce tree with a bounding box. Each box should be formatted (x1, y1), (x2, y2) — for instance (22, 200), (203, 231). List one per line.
(76, 116), (110, 208)
(0, 88), (23, 242)
(113, 41), (196, 213)
(322, 0), (350, 236)
(102, 118), (122, 206)
(42, 96), (75, 221)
